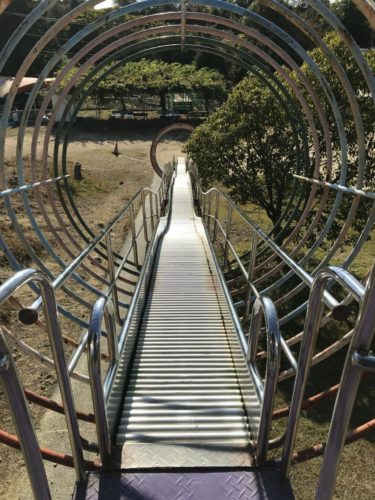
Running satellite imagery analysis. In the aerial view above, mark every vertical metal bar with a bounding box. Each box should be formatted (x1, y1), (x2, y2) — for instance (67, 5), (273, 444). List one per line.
(0, 332), (51, 500)
(281, 278), (327, 476)
(155, 192), (160, 219)
(105, 231), (121, 325)
(0, 269), (86, 480)
(246, 297), (281, 464)
(39, 276), (86, 482)
(223, 203), (233, 268)
(88, 298), (111, 464)
(161, 177), (165, 202)
(213, 190), (220, 242)
(129, 203), (139, 269)
(158, 190), (163, 216)
(141, 190), (148, 243)
(104, 301), (119, 366)
(245, 231), (258, 321)
(149, 191), (155, 233)
(207, 191), (212, 236)
(316, 265), (375, 499)
(281, 267), (364, 478)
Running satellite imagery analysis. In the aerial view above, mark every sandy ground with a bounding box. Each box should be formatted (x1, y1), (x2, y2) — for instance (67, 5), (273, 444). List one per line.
(0, 121), (189, 498)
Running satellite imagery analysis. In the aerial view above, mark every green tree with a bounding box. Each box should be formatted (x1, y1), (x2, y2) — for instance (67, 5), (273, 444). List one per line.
(98, 59), (227, 110)
(293, 31), (375, 241)
(185, 74), (299, 227)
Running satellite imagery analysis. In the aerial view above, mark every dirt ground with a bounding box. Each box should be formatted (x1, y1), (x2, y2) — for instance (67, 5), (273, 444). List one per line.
(0, 120), (190, 497)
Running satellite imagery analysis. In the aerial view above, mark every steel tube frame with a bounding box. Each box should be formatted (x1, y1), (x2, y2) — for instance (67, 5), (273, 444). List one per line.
(247, 296), (281, 464)
(281, 266), (365, 477)
(88, 296), (119, 463)
(0, 268), (86, 481)
(0, 332), (51, 500)
(315, 264), (375, 499)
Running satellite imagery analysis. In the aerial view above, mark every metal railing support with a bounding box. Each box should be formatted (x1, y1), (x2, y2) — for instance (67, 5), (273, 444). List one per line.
(245, 231), (258, 322)
(141, 191), (149, 243)
(223, 203), (233, 268)
(199, 187), (348, 317)
(87, 297), (119, 464)
(149, 191), (155, 233)
(105, 231), (121, 325)
(0, 269), (86, 482)
(213, 190), (220, 242)
(0, 331), (51, 500)
(129, 204), (139, 269)
(207, 190), (213, 235)
(315, 264), (375, 499)
(246, 296), (281, 464)
(281, 266), (365, 477)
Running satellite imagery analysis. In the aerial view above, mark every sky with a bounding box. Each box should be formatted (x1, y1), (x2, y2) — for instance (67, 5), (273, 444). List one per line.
(94, 0), (117, 9)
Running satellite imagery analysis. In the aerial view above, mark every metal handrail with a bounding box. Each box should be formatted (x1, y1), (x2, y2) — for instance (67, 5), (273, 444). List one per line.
(199, 185), (345, 316)
(87, 169), (176, 456)
(280, 266), (366, 482)
(0, 268), (86, 482)
(67, 174), (173, 382)
(19, 172), (171, 324)
(315, 264), (375, 499)
(87, 296), (119, 463)
(0, 331), (51, 500)
(201, 217), (281, 462)
(247, 296), (281, 464)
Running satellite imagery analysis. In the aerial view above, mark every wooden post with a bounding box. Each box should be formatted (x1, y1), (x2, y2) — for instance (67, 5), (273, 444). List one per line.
(74, 162), (82, 181)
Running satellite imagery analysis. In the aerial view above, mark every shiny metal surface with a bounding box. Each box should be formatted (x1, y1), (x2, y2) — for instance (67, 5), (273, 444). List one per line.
(0, 268), (86, 482)
(112, 159), (259, 467)
(281, 266), (366, 478)
(0, 332), (51, 500)
(247, 297), (281, 464)
(316, 264), (375, 499)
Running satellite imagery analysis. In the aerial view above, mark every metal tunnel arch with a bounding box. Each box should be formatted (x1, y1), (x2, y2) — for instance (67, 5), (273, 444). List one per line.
(0, 0), (374, 327)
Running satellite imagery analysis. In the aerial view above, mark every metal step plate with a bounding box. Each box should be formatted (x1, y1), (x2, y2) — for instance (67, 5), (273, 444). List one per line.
(74, 469), (294, 500)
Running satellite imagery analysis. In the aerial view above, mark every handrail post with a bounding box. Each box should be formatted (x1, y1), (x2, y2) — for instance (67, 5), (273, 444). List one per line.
(246, 297), (281, 464)
(207, 191), (212, 236)
(201, 192), (206, 220)
(88, 298), (111, 464)
(38, 275), (86, 482)
(223, 203), (233, 268)
(105, 231), (121, 325)
(245, 231), (258, 322)
(2, 270), (86, 481)
(129, 203), (139, 269)
(141, 190), (149, 243)
(0, 332), (51, 500)
(213, 190), (220, 242)
(149, 191), (155, 233)
(281, 266), (365, 478)
(315, 265), (375, 499)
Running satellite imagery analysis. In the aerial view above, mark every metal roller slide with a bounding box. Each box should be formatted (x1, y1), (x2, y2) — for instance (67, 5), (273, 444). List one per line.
(111, 159), (261, 468)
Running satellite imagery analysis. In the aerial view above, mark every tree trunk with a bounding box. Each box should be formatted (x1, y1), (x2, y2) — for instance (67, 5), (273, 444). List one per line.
(160, 92), (166, 111)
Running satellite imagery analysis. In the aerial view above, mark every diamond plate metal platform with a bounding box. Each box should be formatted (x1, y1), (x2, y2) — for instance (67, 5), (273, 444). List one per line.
(74, 469), (294, 500)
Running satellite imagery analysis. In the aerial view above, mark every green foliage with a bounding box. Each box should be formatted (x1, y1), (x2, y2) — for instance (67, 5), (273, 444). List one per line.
(185, 74), (298, 225)
(186, 30), (375, 245)
(98, 59), (227, 109)
(294, 32), (375, 242)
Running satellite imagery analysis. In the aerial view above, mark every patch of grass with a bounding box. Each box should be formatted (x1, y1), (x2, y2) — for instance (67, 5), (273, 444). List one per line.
(68, 176), (110, 195)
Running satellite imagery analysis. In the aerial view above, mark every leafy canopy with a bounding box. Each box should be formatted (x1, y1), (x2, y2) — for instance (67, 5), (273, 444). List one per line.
(98, 59), (227, 101)
(185, 73), (299, 226)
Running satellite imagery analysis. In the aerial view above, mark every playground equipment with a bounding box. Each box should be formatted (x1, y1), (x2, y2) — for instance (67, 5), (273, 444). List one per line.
(0, 1), (374, 499)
